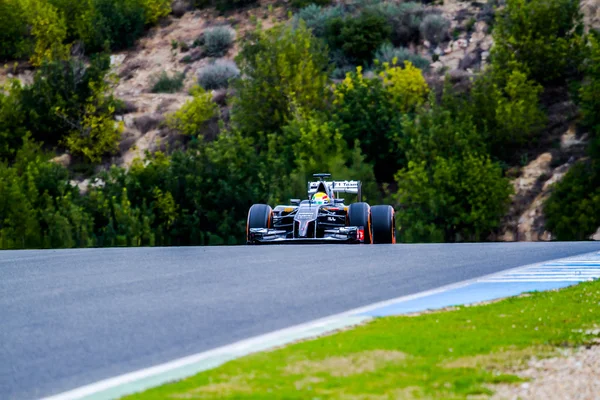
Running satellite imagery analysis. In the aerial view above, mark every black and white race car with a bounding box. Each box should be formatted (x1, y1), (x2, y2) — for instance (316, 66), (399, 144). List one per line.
(246, 173), (396, 244)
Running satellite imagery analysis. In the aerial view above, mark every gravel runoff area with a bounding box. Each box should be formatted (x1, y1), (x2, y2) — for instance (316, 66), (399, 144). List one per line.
(493, 342), (600, 400)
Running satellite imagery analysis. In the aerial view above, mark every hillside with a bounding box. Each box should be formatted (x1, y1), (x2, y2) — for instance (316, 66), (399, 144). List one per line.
(0, 0), (599, 248)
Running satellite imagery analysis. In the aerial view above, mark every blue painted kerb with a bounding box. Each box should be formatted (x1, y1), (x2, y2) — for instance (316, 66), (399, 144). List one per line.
(361, 281), (577, 317)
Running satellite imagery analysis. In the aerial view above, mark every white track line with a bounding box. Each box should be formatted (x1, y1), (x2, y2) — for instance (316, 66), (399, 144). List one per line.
(42, 250), (600, 400)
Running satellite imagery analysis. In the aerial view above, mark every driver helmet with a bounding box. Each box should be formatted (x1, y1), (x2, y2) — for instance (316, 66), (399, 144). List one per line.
(312, 192), (330, 205)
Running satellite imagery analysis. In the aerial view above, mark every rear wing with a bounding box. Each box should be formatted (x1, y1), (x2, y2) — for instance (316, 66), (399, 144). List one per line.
(308, 180), (362, 202)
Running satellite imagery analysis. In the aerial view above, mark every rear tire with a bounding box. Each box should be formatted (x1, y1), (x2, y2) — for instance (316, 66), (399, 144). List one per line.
(247, 204), (272, 243)
(348, 202), (372, 244)
(371, 205), (396, 244)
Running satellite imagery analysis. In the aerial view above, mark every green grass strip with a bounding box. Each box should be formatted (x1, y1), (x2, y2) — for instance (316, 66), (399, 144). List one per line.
(124, 280), (600, 399)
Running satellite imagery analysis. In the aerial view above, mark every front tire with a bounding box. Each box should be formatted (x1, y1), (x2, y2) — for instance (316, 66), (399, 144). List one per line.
(247, 204), (272, 244)
(348, 202), (372, 244)
(371, 205), (396, 244)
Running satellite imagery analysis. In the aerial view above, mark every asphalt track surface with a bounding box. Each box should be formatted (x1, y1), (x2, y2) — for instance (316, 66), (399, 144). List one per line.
(2, 242), (600, 400)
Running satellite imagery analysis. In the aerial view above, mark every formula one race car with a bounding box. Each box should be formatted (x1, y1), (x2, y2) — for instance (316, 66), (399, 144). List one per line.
(246, 173), (396, 244)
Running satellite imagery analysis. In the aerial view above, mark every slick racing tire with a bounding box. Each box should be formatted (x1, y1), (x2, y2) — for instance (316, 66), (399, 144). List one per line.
(348, 202), (372, 244)
(371, 205), (396, 244)
(247, 204), (273, 244)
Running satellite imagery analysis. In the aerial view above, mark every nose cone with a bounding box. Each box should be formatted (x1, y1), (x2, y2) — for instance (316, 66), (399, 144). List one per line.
(298, 220), (309, 237)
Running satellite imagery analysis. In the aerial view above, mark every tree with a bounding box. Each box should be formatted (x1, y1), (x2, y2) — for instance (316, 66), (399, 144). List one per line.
(544, 161), (600, 241)
(0, 0), (31, 61)
(395, 154), (512, 243)
(393, 103), (512, 242)
(0, 80), (27, 161)
(463, 68), (545, 164)
(325, 11), (391, 65)
(491, 0), (584, 85)
(166, 86), (218, 137)
(331, 66), (403, 182)
(232, 22), (330, 140)
(18, 54), (121, 161)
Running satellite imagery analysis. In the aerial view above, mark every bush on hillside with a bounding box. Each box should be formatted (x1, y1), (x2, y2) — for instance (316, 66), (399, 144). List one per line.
(48, 0), (94, 42)
(394, 153), (512, 243)
(419, 14), (450, 45)
(0, 140), (93, 249)
(544, 160), (600, 241)
(139, 0), (171, 24)
(150, 71), (186, 93)
(0, 0), (31, 61)
(196, 0), (258, 12)
(331, 66), (405, 182)
(232, 22), (330, 138)
(379, 60), (429, 113)
(270, 114), (378, 203)
(61, 82), (123, 163)
(78, 0), (147, 53)
(368, 2), (427, 47)
(294, 4), (345, 38)
(22, 0), (70, 65)
(374, 43), (430, 71)
(203, 26), (235, 57)
(0, 81), (27, 161)
(466, 69), (545, 163)
(197, 60), (240, 90)
(325, 11), (392, 65)
(492, 0), (584, 84)
(400, 99), (486, 165)
(291, 0), (331, 10)
(16, 54), (121, 160)
(580, 35), (600, 136)
(166, 85), (218, 137)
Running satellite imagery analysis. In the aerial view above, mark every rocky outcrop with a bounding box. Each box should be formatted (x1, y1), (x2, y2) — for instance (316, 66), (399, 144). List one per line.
(581, 0), (600, 31)
(495, 123), (589, 242)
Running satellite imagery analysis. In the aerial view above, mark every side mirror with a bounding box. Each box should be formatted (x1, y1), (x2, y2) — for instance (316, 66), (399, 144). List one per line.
(334, 199), (344, 204)
(290, 199), (301, 205)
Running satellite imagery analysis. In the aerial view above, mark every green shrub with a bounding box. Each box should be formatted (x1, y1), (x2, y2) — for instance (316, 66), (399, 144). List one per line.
(394, 153), (512, 243)
(400, 100), (486, 165)
(139, 0), (171, 24)
(331, 66), (405, 182)
(232, 22), (330, 138)
(580, 35), (600, 136)
(208, 0), (258, 12)
(0, 0), (32, 61)
(391, 92), (513, 243)
(270, 114), (378, 203)
(150, 71), (186, 93)
(0, 139), (93, 250)
(368, 2), (426, 47)
(419, 14), (449, 45)
(379, 60), (429, 113)
(373, 43), (430, 70)
(166, 85), (218, 136)
(325, 11), (391, 65)
(294, 4), (345, 38)
(331, 64), (356, 79)
(544, 160), (600, 241)
(18, 54), (121, 160)
(203, 26), (235, 57)
(21, 0), (70, 65)
(466, 69), (545, 163)
(0, 81), (27, 161)
(291, 0), (331, 10)
(197, 60), (240, 90)
(79, 0), (147, 52)
(492, 0), (584, 85)
(48, 0), (92, 42)
(61, 83), (123, 163)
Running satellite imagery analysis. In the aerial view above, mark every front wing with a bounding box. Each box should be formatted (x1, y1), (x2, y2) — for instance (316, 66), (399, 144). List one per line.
(248, 226), (365, 244)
